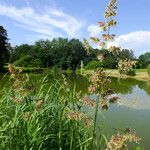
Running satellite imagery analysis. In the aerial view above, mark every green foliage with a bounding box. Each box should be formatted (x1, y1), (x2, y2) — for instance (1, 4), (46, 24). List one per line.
(10, 38), (91, 71)
(98, 49), (118, 69)
(85, 60), (103, 70)
(127, 69), (136, 76)
(13, 55), (32, 67)
(137, 52), (150, 68)
(0, 26), (10, 72)
(119, 49), (134, 60)
(66, 68), (73, 74)
(10, 44), (33, 63)
(101, 49), (135, 69)
(21, 67), (44, 73)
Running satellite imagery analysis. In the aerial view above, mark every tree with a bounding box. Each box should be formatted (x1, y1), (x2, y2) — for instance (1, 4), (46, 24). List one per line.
(119, 49), (134, 60)
(137, 52), (150, 68)
(0, 26), (10, 71)
(97, 49), (118, 69)
(10, 38), (89, 70)
(10, 44), (32, 63)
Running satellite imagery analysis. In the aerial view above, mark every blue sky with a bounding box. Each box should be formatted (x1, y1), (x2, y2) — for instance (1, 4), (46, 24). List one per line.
(0, 0), (150, 56)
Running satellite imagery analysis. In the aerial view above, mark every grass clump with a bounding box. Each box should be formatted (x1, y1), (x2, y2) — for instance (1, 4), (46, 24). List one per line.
(85, 61), (103, 70)
(0, 65), (94, 150)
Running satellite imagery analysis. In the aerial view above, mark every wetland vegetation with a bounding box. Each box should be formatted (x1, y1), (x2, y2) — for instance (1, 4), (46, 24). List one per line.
(0, 0), (150, 149)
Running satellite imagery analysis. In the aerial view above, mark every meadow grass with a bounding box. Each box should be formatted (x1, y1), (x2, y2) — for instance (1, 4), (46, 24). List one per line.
(84, 69), (149, 81)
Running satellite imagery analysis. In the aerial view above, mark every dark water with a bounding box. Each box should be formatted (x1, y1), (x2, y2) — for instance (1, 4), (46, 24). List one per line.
(0, 73), (150, 149)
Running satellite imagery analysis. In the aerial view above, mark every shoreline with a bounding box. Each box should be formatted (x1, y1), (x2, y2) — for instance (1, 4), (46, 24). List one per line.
(84, 69), (149, 82)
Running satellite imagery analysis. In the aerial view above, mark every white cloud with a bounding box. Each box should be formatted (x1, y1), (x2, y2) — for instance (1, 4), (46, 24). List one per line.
(0, 4), (84, 39)
(87, 24), (102, 37)
(87, 24), (150, 56)
(108, 31), (150, 56)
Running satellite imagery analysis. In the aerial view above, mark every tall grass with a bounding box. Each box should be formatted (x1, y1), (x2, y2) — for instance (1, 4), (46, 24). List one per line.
(0, 74), (106, 150)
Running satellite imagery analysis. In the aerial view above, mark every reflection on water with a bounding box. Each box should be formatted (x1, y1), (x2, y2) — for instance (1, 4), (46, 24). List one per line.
(110, 77), (150, 96)
(107, 78), (150, 110)
(147, 80), (150, 94)
(117, 86), (150, 110)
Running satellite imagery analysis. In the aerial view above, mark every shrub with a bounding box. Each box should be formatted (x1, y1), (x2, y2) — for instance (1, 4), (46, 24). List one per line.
(66, 68), (73, 74)
(85, 60), (103, 70)
(13, 55), (32, 67)
(22, 67), (44, 73)
(127, 69), (136, 76)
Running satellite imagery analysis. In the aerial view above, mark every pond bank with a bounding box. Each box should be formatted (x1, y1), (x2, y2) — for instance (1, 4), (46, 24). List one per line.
(84, 69), (149, 81)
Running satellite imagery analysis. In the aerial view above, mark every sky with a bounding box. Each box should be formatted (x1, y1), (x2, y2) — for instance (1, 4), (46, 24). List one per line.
(0, 0), (150, 57)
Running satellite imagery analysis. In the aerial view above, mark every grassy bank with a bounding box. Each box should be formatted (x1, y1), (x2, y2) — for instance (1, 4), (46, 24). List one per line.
(4, 65), (149, 81)
(84, 69), (149, 81)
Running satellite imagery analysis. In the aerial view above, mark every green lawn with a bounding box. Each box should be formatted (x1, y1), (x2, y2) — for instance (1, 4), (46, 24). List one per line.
(84, 69), (149, 81)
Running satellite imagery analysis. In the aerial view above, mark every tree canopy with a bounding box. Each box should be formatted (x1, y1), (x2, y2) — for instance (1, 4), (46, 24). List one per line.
(137, 52), (150, 68)
(10, 38), (94, 70)
(1, 26), (148, 71)
(0, 26), (10, 71)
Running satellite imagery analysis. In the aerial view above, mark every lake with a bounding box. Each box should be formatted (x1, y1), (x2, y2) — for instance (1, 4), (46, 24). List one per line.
(0, 73), (150, 149)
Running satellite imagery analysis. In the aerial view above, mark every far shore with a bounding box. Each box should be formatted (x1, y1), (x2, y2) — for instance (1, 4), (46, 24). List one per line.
(84, 69), (150, 81)
(1, 67), (150, 82)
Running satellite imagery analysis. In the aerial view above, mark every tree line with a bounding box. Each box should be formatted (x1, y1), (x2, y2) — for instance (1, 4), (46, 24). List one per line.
(0, 25), (150, 72)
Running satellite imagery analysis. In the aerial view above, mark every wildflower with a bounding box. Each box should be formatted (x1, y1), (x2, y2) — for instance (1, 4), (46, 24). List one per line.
(88, 69), (110, 94)
(107, 19), (117, 27)
(23, 112), (31, 121)
(62, 74), (70, 91)
(90, 37), (100, 44)
(118, 59), (136, 75)
(76, 91), (82, 100)
(88, 85), (98, 94)
(11, 96), (23, 104)
(83, 38), (91, 55)
(100, 42), (106, 48)
(109, 46), (120, 54)
(106, 94), (119, 103)
(8, 64), (18, 77)
(97, 53), (105, 61)
(106, 131), (141, 150)
(85, 116), (92, 127)
(104, 0), (117, 19)
(101, 99), (108, 110)
(105, 89), (114, 96)
(67, 111), (83, 121)
(102, 34), (115, 41)
(35, 99), (44, 112)
(98, 21), (105, 27)
(82, 96), (96, 107)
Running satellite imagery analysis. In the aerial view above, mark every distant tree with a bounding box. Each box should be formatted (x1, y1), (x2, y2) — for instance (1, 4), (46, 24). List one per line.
(68, 39), (88, 70)
(137, 52), (150, 68)
(10, 38), (89, 70)
(0, 26), (10, 71)
(97, 49), (118, 69)
(119, 49), (134, 60)
(10, 44), (32, 63)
